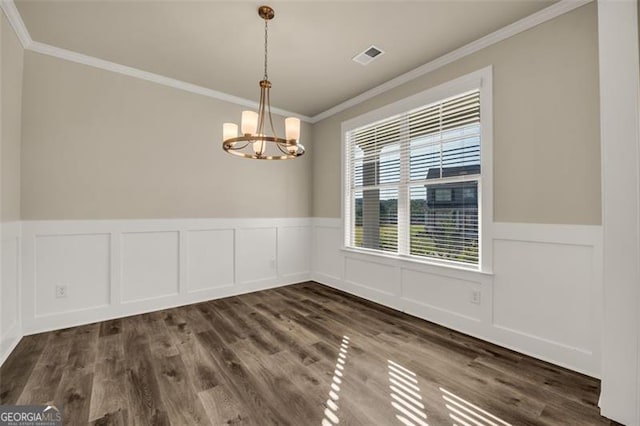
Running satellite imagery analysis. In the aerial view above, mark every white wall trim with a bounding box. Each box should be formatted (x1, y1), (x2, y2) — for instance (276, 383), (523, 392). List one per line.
(597, 0), (640, 424)
(312, 217), (603, 377)
(19, 218), (312, 336)
(3, 215), (605, 382)
(1, 221), (22, 366)
(310, 0), (592, 122)
(1, 0), (590, 124)
(492, 222), (603, 246)
(0, 322), (21, 366)
(0, 0), (29, 48)
(27, 41), (311, 122)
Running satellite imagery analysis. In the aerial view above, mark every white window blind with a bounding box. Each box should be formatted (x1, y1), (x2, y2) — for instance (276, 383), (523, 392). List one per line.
(346, 89), (482, 266)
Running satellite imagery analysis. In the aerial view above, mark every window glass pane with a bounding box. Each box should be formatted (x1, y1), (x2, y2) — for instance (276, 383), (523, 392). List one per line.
(352, 118), (402, 187)
(410, 182), (478, 264)
(409, 92), (481, 182)
(441, 123), (481, 173)
(353, 188), (398, 253)
(379, 144), (401, 184)
(410, 138), (440, 181)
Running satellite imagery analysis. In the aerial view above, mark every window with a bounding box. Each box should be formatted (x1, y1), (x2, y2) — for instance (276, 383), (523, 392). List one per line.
(435, 189), (453, 202)
(343, 68), (492, 270)
(463, 187), (476, 200)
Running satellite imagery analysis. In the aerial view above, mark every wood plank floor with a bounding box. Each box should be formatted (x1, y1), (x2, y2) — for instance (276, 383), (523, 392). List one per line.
(0, 282), (617, 425)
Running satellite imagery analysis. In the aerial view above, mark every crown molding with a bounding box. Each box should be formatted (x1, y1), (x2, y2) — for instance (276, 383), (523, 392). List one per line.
(0, 0), (311, 122)
(0, 0), (30, 48)
(28, 41), (311, 121)
(2, 0), (591, 124)
(309, 0), (593, 123)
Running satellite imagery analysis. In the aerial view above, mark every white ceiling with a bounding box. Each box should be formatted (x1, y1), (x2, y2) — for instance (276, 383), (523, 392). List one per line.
(14, 0), (555, 117)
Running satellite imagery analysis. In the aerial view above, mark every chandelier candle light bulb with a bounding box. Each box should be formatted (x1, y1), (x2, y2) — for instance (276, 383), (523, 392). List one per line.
(285, 117), (301, 153)
(285, 117), (300, 140)
(241, 111), (259, 135)
(221, 5), (305, 160)
(223, 123), (238, 141)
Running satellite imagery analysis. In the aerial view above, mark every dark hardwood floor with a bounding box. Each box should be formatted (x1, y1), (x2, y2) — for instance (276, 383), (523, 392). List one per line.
(0, 282), (616, 425)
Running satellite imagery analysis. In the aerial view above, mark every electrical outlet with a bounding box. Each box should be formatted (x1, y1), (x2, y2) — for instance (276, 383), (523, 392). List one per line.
(56, 285), (67, 299)
(470, 290), (481, 305)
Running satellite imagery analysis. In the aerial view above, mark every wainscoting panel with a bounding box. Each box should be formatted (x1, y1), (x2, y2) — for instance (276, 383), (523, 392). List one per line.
(1, 222), (21, 366)
(235, 228), (277, 285)
(311, 218), (603, 377)
(312, 223), (344, 282)
(493, 239), (594, 353)
(19, 218), (312, 336)
(186, 229), (235, 293)
(35, 233), (111, 315)
(401, 268), (483, 322)
(121, 231), (179, 303)
(1, 225), (20, 332)
(344, 256), (399, 307)
(11, 216), (602, 378)
(278, 226), (311, 278)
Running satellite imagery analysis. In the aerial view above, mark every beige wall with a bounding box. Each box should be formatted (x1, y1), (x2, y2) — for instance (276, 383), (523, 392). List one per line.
(312, 3), (601, 225)
(12, 3), (602, 223)
(1, 13), (24, 222)
(21, 52), (312, 220)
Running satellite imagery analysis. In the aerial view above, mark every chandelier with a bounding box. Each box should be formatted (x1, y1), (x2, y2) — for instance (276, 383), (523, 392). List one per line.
(222, 5), (305, 160)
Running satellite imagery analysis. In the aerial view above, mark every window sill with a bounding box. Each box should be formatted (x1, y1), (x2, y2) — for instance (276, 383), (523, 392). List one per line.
(340, 246), (494, 276)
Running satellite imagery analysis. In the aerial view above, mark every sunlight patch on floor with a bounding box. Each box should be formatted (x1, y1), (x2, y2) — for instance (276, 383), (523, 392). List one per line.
(388, 359), (429, 426)
(321, 336), (351, 426)
(440, 387), (512, 426)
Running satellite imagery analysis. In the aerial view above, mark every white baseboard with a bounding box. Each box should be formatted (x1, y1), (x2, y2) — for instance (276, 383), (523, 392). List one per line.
(0, 321), (22, 366)
(22, 273), (309, 336)
(312, 218), (603, 378)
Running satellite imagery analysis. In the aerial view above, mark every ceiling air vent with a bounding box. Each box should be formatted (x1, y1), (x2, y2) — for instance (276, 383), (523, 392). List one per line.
(352, 45), (385, 66)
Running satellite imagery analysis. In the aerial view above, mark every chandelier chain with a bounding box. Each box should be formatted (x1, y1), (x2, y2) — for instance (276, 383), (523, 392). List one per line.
(263, 19), (269, 80)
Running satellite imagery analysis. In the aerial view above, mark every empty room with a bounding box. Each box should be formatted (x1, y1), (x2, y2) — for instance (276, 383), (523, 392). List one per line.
(1, 0), (639, 425)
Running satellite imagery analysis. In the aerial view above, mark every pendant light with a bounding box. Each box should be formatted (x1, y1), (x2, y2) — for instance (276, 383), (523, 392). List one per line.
(222, 6), (304, 160)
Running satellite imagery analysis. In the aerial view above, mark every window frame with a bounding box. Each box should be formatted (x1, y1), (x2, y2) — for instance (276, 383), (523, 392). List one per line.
(341, 67), (493, 273)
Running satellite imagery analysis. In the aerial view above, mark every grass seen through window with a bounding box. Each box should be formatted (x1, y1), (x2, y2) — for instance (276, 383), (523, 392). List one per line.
(354, 224), (478, 264)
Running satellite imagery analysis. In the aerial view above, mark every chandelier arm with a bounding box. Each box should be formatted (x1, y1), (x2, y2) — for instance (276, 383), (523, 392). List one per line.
(257, 84), (266, 135)
(276, 143), (291, 156)
(265, 85), (279, 140)
(232, 141), (251, 150)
